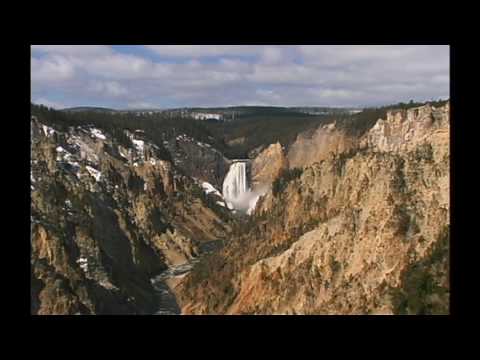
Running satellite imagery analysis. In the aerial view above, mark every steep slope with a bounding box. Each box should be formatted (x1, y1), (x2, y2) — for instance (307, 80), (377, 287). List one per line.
(176, 102), (450, 315)
(251, 142), (288, 190)
(30, 116), (231, 314)
(162, 133), (230, 190)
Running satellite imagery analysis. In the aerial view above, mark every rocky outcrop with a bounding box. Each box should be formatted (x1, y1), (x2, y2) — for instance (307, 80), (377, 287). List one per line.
(251, 142), (288, 190)
(163, 133), (230, 189)
(177, 102), (450, 315)
(362, 103), (449, 155)
(287, 122), (357, 169)
(30, 118), (231, 314)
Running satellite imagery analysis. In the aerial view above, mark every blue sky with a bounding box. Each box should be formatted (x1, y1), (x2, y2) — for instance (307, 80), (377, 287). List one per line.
(31, 45), (449, 109)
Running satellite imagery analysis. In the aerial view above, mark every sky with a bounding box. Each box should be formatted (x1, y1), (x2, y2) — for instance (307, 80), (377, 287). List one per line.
(31, 45), (450, 109)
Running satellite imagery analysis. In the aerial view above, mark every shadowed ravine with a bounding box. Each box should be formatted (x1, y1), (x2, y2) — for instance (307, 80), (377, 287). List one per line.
(151, 239), (224, 315)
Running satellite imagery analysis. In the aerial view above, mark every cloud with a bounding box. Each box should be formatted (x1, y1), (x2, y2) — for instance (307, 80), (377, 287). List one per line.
(31, 45), (450, 108)
(31, 45), (112, 57)
(31, 55), (76, 83)
(88, 80), (129, 97)
(126, 101), (160, 109)
(144, 45), (262, 58)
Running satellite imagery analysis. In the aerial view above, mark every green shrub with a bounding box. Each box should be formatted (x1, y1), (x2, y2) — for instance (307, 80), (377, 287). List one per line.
(414, 144), (434, 162)
(272, 168), (303, 197)
(390, 225), (449, 314)
(330, 256), (341, 274)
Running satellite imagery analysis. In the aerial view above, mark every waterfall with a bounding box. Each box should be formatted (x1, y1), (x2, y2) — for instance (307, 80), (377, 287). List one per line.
(222, 160), (266, 214)
(222, 161), (249, 210)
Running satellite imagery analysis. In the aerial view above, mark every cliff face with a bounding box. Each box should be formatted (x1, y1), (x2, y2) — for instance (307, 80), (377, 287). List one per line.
(177, 103), (450, 315)
(251, 142), (288, 190)
(287, 122), (357, 169)
(363, 103), (449, 155)
(30, 118), (231, 314)
(163, 133), (230, 189)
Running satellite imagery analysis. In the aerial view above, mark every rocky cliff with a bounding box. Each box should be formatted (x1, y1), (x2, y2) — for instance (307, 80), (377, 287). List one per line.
(163, 133), (230, 189)
(177, 102), (450, 315)
(287, 122), (356, 169)
(251, 142), (288, 190)
(30, 117), (231, 314)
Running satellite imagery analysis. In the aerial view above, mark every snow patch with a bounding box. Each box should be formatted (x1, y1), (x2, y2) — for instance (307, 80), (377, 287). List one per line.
(90, 128), (106, 140)
(118, 147), (129, 160)
(42, 125), (55, 137)
(132, 139), (144, 154)
(67, 160), (80, 168)
(76, 257), (88, 273)
(98, 280), (118, 290)
(201, 182), (222, 197)
(56, 146), (75, 162)
(85, 166), (102, 182)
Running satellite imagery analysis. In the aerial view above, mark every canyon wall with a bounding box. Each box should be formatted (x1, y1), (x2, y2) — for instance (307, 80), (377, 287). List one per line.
(178, 103), (450, 315)
(30, 118), (231, 314)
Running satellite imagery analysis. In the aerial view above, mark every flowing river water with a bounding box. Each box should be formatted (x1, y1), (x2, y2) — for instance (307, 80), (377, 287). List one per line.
(151, 239), (224, 315)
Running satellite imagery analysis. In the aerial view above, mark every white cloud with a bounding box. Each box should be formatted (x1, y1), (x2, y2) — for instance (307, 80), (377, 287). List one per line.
(31, 45), (112, 57)
(126, 101), (160, 109)
(31, 45), (450, 108)
(144, 45), (262, 58)
(88, 80), (128, 97)
(260, 47), (285, 64)
(31, 55), (76, 83)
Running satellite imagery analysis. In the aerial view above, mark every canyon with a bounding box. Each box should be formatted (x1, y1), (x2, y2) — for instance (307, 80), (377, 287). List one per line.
(30, 101), (450, 315)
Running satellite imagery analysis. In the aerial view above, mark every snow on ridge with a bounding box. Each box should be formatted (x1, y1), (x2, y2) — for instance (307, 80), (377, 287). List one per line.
(56, 146), (75, 162)
(176, 134), (194, 142)
(132, 139), (145, 154)
(201, 182), (222, 198)
(90, 128), (106, 140)
(76, 257), (88, 273)
(118, 147), (130, 160)
(85, 166), (102, 182)
(42, 125), (55, 137)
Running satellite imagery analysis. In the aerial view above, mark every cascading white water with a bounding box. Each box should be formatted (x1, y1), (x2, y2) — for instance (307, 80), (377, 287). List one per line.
(222, 160), (267, 214)
(222, 161), (249, 209)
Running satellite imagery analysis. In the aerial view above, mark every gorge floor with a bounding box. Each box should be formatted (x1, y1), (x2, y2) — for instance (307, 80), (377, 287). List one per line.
(151, 239), (224, 315)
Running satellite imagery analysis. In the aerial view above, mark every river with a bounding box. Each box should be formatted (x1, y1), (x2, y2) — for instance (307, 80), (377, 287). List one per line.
(151, 239), (224, 315)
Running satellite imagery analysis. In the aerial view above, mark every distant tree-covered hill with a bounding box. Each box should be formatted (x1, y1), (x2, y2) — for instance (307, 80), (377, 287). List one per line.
(32, 98), (448, 160)
(61, 106), (118, 113)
